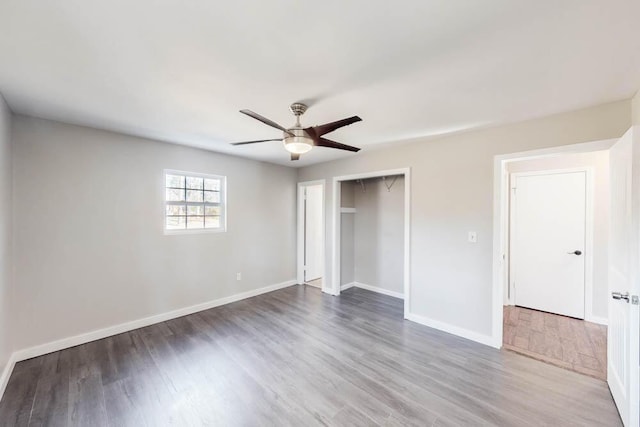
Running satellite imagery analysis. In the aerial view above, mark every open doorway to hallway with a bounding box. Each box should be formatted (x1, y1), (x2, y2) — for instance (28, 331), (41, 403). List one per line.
(494, 131), (640, 425)
(297, 181), (325, 290)
(502, 151), (609, 380)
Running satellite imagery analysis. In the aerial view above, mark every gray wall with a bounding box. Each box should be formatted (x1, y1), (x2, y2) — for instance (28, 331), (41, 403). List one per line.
(507, 150), (610, 320)
(340, 181), (355, 285)
(353, 177), (404, 294)
(12, 116), (298, 350)
(298, 100), (630, 338)
(0, 95), (13, 373)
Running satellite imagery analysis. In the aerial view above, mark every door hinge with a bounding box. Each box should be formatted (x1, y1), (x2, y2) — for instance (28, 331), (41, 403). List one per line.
(632, 295), (639, 305)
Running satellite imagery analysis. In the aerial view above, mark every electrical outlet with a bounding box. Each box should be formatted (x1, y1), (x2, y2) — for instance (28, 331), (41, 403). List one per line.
(236, 272), (242, 281)
(468, 232), (477, 243)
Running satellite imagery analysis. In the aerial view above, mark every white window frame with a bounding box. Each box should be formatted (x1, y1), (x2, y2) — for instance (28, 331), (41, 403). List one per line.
(163, 169), (227, 235)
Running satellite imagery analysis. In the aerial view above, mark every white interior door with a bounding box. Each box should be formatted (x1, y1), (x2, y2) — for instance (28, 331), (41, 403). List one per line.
(511, 170), (586, 318)
(304, 184), (324, 281)
(608, 127), (640, 427)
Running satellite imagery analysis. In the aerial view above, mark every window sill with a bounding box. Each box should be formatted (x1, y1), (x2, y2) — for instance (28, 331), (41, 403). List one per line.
(164, 228), (227, 236)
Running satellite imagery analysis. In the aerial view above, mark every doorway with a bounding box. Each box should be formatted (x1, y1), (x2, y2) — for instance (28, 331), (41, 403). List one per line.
(297, 180), (325, 289)
(493, 133), (639, 424)
(501, 151), (608, 380)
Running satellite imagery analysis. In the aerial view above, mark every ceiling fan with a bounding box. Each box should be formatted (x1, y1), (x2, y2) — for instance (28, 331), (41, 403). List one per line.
(231, 103), (362, 161)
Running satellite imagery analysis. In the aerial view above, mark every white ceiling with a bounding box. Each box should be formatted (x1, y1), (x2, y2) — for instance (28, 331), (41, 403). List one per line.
(1, 1), (639, 167)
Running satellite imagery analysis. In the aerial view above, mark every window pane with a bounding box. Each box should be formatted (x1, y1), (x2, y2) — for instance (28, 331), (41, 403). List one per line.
(187, 205), (204, 216)
(205, 206), (221, 216)
(166, 205), (186, 216)
(204, 191), (220, 203)
(205, 216), (220, 228)
(166, 174), (185, 188)
(187, 216), (204, 229)
(204, 179), (220, 191)
(166, 216), (186, 230)
(166, 188), (185, 202)
(186, 190), (203, 202)
(187, 176), (204, 190)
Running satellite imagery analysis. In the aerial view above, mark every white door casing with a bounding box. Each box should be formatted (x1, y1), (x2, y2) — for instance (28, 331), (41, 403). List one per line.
(304, 184), (324, 281)
(510, 170), (587, 319)
(608, 127), (640, 427)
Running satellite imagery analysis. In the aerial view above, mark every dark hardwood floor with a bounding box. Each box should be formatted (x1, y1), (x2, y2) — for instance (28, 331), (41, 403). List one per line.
(0, 286), (621, 426)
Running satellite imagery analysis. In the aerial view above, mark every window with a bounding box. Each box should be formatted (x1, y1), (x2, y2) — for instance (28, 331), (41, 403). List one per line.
(164, 170), (226, 233)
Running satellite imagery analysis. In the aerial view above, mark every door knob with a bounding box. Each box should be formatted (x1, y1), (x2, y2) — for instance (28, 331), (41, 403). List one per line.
(612, 291), (630, 302)
(567, 250), (582, 255)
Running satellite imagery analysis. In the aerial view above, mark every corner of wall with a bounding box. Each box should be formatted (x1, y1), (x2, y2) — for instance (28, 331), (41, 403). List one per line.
(632, 90), (640, 126)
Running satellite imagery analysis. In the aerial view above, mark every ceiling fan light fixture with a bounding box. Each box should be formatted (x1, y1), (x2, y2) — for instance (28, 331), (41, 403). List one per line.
(283, 134), (313, 154)
(233, 103), (361, 160)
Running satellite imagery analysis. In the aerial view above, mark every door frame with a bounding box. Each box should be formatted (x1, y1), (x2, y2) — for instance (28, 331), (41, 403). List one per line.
(491, 138), (617, 348)
(508, 167), (594, 320)
(297, 180), (326, 287)
(331, 168), (411, 316)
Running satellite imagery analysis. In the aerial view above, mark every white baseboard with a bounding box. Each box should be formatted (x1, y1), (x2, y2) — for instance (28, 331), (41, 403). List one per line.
(14, 279), (296, 362)
(405, 312), (498, 348)
(340, 282), (355, 291)
(1, 279), (296, 402)
(586, 315), (608, 326)
(338, 283), (498, 349)
(0, 353), (17, 403)
(350, 282), (404, 299)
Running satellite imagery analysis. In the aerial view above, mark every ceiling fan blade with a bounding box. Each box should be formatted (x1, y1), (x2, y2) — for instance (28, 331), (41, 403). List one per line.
(240, 110), (293, 136)
(290, 153), (300, 161)
(316, 138), (360, 152)
(230, 138), (282, 146)
(310, 116), (362, 136)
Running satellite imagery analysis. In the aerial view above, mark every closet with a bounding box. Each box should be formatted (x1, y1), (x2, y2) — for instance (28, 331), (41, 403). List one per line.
(340, 175), (404, 298)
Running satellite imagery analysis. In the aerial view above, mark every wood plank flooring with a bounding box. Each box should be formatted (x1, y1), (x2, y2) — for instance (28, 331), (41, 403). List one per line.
(503, 305), (608, 380)
(0, 286), (621, 426)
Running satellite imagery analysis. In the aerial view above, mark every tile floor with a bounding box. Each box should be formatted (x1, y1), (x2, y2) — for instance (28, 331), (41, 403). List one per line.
(305, 277), (323, 288)
(503, 305), (607, 380)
